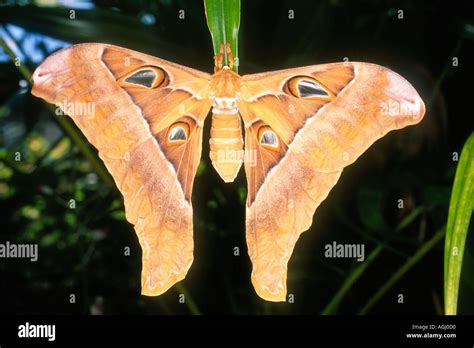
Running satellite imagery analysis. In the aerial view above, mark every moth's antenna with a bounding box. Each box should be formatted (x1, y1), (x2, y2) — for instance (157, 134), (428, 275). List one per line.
(225, 43), (234, 70)
(214, 43), (225, 72)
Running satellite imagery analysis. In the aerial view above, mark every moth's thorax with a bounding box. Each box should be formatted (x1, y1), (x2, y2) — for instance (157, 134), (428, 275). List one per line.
(210, 68), (241, 114)
(208, 67), (243, 183)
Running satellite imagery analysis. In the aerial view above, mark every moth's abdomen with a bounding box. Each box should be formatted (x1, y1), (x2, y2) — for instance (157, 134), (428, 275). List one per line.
(209, 112), (243, 182)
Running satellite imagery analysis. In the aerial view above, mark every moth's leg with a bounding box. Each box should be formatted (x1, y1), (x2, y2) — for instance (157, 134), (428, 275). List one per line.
(225, 43), (234, 70)
(214, 43), (225, 72)
(213, 55), (219, 73)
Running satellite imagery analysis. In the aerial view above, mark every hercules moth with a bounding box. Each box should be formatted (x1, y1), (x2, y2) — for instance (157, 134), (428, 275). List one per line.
(31, 42), (425, 302)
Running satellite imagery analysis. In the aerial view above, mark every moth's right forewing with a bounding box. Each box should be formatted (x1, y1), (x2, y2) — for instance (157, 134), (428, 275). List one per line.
(32, 43), (212, 296)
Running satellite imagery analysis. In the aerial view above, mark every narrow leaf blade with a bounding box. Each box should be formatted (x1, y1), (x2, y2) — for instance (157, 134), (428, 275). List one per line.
(444, 132), (474, 315)
(204, 0), (240, 72)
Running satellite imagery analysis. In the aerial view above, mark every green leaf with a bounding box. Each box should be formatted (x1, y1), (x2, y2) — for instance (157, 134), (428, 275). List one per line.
(444, 132), (474, 315)
(110, 210), (126, 221)
(204, 0), (240, 72)
(207, 200), (218, 209)
(40, 230), (61, 247)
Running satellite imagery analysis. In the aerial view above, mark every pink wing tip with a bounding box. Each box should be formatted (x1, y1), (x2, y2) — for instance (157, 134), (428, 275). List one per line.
(31, 66), (52, 98)
(383, 69), (426, 124)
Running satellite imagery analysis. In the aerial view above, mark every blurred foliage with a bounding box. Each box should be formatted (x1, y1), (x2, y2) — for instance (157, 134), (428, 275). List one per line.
(0, 0), (473, 315)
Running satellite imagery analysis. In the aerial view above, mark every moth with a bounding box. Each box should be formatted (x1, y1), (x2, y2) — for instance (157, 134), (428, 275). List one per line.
(31, 43), (425, 302)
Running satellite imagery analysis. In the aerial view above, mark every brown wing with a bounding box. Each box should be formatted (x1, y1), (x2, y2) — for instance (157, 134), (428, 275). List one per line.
(238, 62), (425, 301)
(31, 43), (212, 296)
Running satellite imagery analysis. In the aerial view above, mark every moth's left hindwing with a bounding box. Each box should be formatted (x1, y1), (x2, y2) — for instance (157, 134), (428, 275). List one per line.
(238, 63), (425, 301)
(32, 44), (212, 296)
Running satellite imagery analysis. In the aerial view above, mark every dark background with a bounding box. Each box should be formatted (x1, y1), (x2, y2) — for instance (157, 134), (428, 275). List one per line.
(0, 0), (473, 315)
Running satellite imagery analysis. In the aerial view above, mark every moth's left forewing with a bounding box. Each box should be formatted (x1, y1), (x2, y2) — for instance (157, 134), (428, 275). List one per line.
(239, 63), (425, 301)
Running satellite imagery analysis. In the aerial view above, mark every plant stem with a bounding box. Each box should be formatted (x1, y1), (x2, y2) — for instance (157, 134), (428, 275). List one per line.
(358, 226), (445, 315)
(321, 206), (425, 314)
(175, 283), (201, 315)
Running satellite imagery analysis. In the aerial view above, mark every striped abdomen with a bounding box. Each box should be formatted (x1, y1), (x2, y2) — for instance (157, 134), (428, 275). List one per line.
(209, 101), (243, 182)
